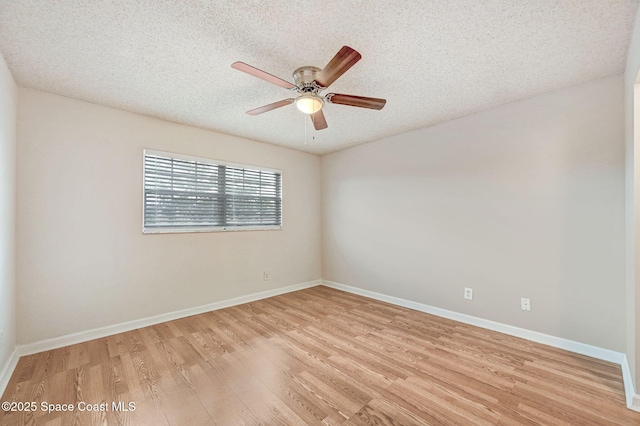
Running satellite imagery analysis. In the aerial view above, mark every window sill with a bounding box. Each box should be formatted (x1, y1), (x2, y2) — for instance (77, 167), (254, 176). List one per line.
(143, 225), (283, 234)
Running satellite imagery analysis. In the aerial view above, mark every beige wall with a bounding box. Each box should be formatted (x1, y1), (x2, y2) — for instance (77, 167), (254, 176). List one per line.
(322, 75), (626, 352)
(16, 89), (321, 344)
(0, 54), (16, 375)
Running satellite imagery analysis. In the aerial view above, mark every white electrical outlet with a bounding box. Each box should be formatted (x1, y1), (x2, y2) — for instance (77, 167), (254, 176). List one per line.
(263, 271), (270, 281)
(521, 298), (531, 311)
(464, 288), (473, 300)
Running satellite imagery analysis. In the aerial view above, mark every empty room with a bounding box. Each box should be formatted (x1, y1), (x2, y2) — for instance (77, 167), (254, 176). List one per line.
(3, 1), (640, 424)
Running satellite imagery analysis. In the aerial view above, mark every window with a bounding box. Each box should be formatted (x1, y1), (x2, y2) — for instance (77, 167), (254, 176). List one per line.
(143, 150), (282, 233)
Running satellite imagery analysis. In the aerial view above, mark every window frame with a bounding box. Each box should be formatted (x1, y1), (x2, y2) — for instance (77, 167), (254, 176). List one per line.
(142, 149), (283, 234)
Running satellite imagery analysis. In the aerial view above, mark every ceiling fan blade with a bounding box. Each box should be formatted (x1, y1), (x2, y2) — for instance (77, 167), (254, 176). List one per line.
(246, 99), (295, 115)
(326, 93), (386, 110)
(314, 46), (361, 88)
(231, 62), (296, 89)
(310, 110), (328, 130)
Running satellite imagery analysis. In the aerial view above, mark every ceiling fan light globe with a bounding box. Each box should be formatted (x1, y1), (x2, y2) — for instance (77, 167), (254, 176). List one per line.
(295, 95), (323, 114)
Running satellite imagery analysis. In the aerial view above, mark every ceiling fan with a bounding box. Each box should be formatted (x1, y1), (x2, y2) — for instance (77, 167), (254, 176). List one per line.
(231, 46), (386, 130)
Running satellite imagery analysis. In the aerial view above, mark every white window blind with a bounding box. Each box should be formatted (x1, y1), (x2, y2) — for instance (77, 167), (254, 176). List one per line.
(143, 150), (282, 233)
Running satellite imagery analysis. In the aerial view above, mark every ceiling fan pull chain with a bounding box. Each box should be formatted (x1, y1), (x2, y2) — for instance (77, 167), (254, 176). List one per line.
(304, 112), (308, 146)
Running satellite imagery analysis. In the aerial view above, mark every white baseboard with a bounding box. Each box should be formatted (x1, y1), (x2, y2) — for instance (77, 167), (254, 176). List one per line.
(621, 354), (638, 409)
(632, 394), (640, 412)
(0, 347), (19, 398)
(16, 280), (321, 358)
(321, 280), (638, 409)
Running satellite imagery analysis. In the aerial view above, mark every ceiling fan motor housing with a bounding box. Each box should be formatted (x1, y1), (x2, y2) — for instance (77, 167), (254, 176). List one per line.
(293, 66), (323, 92)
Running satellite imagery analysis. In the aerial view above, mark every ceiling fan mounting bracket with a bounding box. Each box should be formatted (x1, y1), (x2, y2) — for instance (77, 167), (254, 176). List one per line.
(293, 66), (321, 85)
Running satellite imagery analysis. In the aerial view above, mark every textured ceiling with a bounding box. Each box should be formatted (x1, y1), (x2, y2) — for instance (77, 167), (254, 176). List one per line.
(0, 1), (638, 155)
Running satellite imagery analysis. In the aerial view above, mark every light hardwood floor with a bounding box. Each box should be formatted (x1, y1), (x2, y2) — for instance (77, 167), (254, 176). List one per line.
(1, 286), (639, 425)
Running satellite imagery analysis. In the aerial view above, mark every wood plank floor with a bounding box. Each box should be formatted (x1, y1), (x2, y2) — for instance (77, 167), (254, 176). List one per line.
(2, 286), (639, 425)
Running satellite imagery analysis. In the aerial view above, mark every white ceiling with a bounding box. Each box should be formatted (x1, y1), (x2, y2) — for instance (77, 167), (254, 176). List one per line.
(0, 1), (637, 155)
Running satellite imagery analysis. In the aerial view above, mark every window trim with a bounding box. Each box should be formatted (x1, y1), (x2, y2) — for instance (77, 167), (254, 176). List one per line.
(142, 149), (283, 234)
